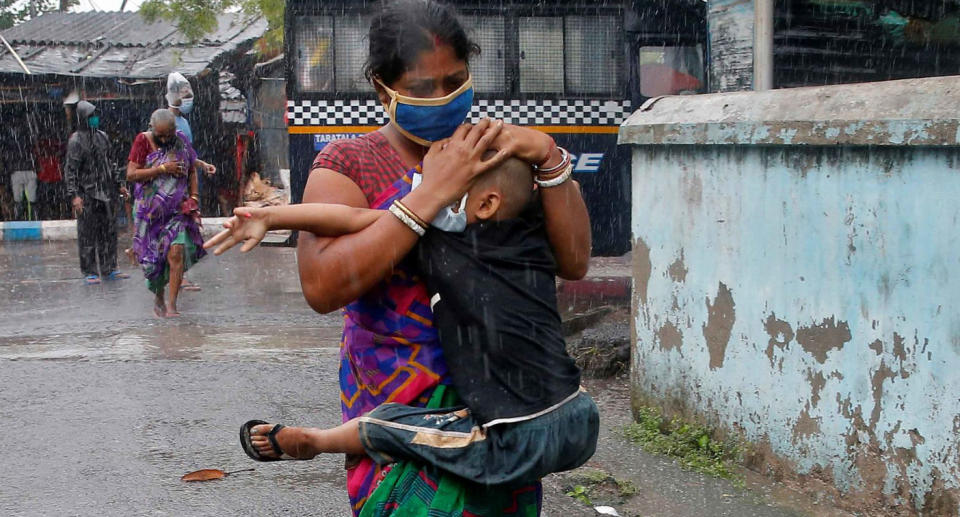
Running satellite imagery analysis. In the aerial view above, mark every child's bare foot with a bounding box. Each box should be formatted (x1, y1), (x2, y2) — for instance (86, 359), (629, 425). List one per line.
(250, 423), (319, 460)
(164, 304), (181, 318)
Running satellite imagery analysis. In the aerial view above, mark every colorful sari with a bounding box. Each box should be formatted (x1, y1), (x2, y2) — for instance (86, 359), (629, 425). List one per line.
(131, 132), (205, 293)
(342, 167), (542, 517)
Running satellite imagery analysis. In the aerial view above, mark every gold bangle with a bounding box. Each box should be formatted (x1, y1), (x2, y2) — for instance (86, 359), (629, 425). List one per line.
(388, 202), (426, 236)
(159, 163), (166, 173)
(393, 199), (428, 229)
(190, 194), (199, 201)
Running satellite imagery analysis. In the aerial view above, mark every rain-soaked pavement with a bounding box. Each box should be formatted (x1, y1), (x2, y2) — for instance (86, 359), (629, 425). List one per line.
(0, 240), (847, 516)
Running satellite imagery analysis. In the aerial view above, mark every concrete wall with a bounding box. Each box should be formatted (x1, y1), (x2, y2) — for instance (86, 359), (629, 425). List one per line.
(627, 143), (960, 514)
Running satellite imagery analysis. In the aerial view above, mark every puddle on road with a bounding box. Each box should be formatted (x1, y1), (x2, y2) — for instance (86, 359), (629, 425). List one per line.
(0, 324), (342, 362)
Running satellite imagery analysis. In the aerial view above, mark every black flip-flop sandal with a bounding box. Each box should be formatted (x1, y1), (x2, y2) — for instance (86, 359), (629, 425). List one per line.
(240, 419), (300, 462)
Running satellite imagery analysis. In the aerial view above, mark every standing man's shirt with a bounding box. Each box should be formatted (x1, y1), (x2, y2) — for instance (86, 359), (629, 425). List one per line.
(64, 129), (118, 203)
(175, 115), (193, 144)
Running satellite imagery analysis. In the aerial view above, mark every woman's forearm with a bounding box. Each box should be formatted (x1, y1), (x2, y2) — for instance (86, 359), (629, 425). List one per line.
(126, 162), (161, 183)
(541, 180), (591, 280)
(189, 168), (198, 198)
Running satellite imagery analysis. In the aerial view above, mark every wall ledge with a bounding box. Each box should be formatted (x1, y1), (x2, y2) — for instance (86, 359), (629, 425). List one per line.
(619, 76), (960, 147)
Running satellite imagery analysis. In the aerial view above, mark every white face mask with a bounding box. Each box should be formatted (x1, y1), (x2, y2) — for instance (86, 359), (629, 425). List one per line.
(411, 173), (469, 233)
(430, 193), (469, 233)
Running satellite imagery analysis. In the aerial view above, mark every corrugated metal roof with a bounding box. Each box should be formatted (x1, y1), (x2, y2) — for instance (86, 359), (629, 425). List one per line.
(1, 11), (260, 47)
(219, 70), (247, 124)
(0, 12), (267, 78)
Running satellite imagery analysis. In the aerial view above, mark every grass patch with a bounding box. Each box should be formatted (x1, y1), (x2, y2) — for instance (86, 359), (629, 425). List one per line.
(565, 484), (592, 505)
(563, 468), (639, 507)
(622, 406), (744, 485)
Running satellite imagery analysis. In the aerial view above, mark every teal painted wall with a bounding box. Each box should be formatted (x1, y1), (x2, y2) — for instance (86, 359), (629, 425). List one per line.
(630, 145), (960, 513)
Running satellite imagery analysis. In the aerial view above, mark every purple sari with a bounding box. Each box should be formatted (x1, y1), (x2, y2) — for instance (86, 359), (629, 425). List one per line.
(131, 131), (205, 293)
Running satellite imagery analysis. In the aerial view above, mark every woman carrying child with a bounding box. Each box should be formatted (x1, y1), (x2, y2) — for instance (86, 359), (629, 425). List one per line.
(212, 1), (592, 514)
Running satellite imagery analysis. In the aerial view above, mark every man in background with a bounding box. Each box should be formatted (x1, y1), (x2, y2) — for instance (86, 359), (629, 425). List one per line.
(165, 72), (215, 292)
(65, 100), (129, 285)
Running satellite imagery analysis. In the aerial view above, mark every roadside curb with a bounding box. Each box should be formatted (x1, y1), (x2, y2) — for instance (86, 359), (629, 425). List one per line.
(1, 218), (233, 241)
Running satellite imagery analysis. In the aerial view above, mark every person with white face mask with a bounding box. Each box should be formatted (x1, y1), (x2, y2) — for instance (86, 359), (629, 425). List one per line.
(164, 72), (216, 292)
(165, 72), (216, 181)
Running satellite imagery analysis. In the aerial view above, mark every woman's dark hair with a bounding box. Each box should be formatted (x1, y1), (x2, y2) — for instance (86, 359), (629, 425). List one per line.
(364, 0), (480, 86)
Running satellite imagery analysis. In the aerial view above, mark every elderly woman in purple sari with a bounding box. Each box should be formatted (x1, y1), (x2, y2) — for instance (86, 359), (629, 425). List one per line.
(125, 109), (206, 317)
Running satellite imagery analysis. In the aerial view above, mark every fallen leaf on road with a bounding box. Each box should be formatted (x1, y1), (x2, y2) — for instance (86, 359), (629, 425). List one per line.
(182, 469), (227, 482)
(181, 468), (254, 482)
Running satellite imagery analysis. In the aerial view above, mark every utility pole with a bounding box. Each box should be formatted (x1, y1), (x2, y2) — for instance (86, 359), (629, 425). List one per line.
(120, 0), (128, 11)
(753, 0), (774, 91)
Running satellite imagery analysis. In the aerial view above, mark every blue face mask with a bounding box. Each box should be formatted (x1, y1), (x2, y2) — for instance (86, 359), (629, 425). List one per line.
(87, 115), (100, 129)
(377, 77), (474, 146)
(179, 98), (194, 114)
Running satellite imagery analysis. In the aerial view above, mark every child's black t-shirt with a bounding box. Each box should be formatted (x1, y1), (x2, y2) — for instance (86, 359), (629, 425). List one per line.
(413, 201), (582, 426)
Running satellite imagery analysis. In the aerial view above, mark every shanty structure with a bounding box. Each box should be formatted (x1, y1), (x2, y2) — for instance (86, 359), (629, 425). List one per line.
(0, 12), (269, 219)
(0, 12), (266, 78)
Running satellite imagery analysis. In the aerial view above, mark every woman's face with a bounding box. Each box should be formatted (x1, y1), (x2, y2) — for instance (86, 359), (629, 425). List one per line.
(382, 44), (469, 99)
(152, 123), (176, 147)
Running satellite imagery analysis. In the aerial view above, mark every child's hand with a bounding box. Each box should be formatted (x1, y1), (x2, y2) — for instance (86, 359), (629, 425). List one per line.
(203, 207), (270, 255)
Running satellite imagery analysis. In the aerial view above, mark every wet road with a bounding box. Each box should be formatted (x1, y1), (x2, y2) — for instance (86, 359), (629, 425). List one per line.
(0, 241), (837, 517)
(0, 241), (352, 515)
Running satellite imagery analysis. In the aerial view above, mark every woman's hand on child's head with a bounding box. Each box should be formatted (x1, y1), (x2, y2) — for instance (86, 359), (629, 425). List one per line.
(421, 118), (510, 206)
(203, 207), (270, 255)
(491, 123), (555, 166)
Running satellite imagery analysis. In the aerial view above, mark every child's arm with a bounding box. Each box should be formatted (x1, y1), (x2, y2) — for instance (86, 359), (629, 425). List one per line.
(204, 203), (387, 255)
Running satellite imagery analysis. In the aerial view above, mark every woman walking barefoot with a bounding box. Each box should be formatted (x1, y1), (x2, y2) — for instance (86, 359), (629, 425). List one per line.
(126, 109), (206, 317)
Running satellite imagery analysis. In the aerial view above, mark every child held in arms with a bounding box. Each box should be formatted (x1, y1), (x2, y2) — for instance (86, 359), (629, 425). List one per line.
(207, 148), (598, 486)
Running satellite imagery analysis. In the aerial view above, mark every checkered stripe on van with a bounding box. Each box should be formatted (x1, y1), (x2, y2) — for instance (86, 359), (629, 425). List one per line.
(287, 99), (633, 126)
(288, 99), (388, 126)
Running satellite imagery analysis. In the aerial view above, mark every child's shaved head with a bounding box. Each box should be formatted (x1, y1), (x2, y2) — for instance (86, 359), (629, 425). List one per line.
(469, 152), (534, 220)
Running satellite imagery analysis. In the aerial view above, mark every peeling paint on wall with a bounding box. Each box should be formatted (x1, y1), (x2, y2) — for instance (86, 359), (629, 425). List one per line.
(796, 317), (852, 364)
(657, 321), (684, 355)
(703, 282), (735, 369)
(629, 144), (960, 515)
(668, 250), (688, 283)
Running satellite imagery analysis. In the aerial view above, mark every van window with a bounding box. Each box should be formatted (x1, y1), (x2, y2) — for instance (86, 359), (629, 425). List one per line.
(336, 15), (372, 92)
(519, 17), (564, 93)
(463, 15), (507, 93)
(295, 16), (334, 92)
(566, 15), (622, 94)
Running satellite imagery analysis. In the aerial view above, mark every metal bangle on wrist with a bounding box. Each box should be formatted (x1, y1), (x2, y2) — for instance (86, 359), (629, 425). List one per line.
(534, 147), (569, 175)
(389, 201), (426, 236)
(535, 161), (573, 188)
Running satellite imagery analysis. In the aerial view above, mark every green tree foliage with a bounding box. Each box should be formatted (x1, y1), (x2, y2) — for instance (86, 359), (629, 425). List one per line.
(139, 0), (283, 54)
(0, 0), (80, 30)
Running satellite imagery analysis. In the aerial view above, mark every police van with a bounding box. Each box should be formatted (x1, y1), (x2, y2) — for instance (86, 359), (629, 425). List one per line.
(283, 0), (706, 255)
